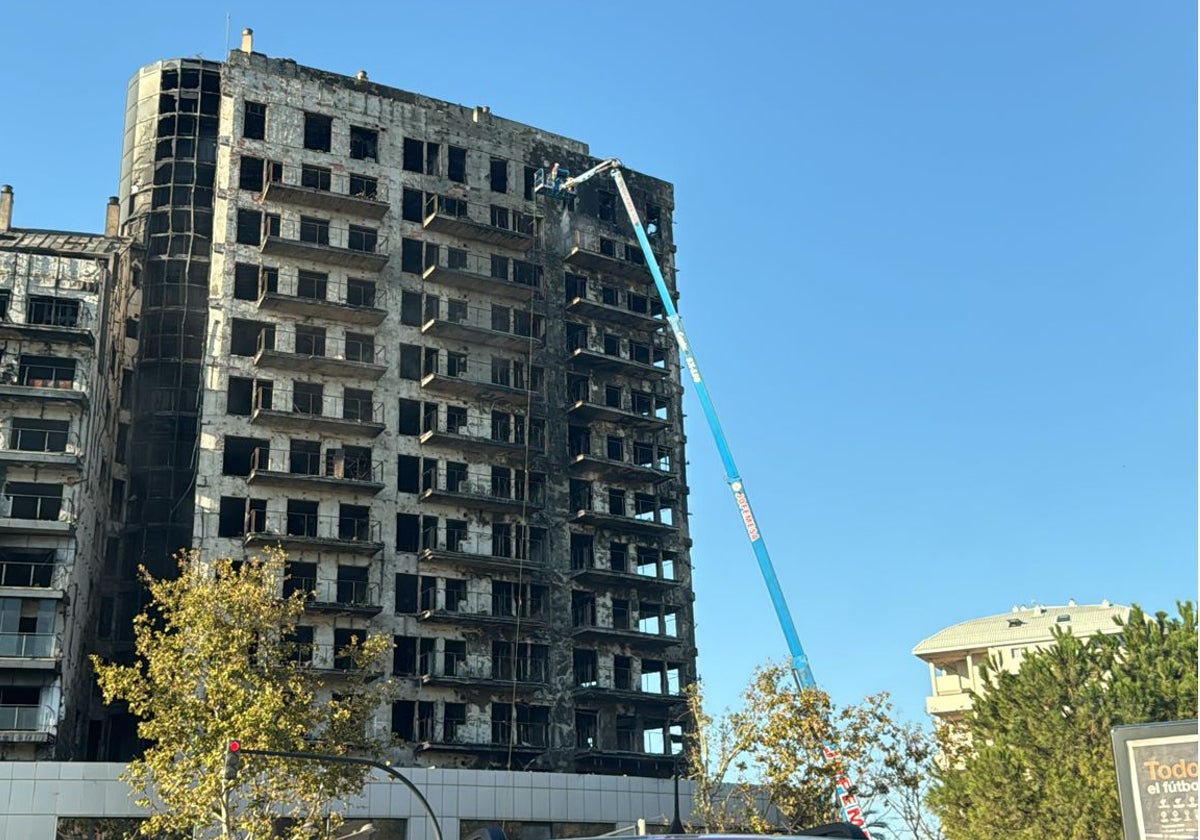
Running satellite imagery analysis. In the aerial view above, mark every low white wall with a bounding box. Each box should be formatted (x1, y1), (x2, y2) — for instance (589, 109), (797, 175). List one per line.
(0, 762), (698, 839)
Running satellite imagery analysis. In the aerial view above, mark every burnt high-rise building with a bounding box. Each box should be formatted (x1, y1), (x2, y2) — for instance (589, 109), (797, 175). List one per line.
(85, 30), (698, 774)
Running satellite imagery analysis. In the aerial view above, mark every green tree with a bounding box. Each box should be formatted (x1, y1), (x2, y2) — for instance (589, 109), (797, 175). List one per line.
(91, 549), (395, 840)
(928, 603), (1198, 840)
(687, 664), (942, 839)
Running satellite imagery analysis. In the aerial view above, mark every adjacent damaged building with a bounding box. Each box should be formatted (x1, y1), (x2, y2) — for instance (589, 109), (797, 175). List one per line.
(0, 187), (136, 758)
(78, 31), (698, 773)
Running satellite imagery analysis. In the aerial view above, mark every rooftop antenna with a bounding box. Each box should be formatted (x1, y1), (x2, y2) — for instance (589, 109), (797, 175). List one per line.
(224, 12), (231, 54)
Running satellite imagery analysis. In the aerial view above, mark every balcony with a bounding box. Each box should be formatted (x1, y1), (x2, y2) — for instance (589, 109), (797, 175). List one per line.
(244, 511), (383, 556)
(256, 276), (387, 326)
(571, 621), (682, 649)
(570, 503), (678, 536)
(0, 427), (82, 470)
(569, 563), (680, 594)
(572, 683), (687, 709)
(0, 553), (67, 598)
(423, 195), (535, 251)
(284, 577), (382, 617)
(416, 601), (547, 629)
(289, 642), (384, 679)
(418, 426), (539, 465)
(564, 230), (653, 283)
(247, 448), (384, 495)
(0, 491), (74, 536)
(420, 360), (541, 410)
(418, 656), (549, 690)
(568, 437), (674, 484)
(421, 301), (544, 353)
(260, 219), (388, 272)
(419, 534), (547, 577)
(254, 333), (386, 381)
(422, 251), (539, 302)
(0, 633), (57, 668)
(566, 396), (670, 431)
(0, 705), (53, 743)
(250, 391), (385, 438)
(0, 302), (95, 346)
(419, 469), (545, 514)
(0, 363), (88, 408)
(566, 294), (665, 330)
(567, 347), (668, 380)
(926, 692), (972, 717)
(262, 179), (389, 220)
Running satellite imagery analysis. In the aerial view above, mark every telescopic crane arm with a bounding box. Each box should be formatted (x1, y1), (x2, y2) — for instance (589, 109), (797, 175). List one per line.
(536, 159), (868, 834)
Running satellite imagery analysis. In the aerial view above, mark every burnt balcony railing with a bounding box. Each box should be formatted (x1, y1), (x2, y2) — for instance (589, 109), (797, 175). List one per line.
(423, 194), (537, 251)
(568, 435), (674, 483)
(565, 290), (665, 330)
(260, 218), (388, 272)
(261, 175), (389, 219)
(255, 274), (387, 326)
(420, 299), (544, 352)
(421, 249), (540, 301)
(245, 510), (383, 554)
(491, 721), (549, 749)
(249, 448), (383, 492)
(419, 467), (544, 512)
(564, 230), (657, 282)
(251, 389), (385, 437)
(1, 426), (82, 468)
(0, 299), (94, 345)
(0, 489), (74, 525)
(283, 576), (382, 615)
(254, 330), (386, 379)
(420, 357), (542, 409)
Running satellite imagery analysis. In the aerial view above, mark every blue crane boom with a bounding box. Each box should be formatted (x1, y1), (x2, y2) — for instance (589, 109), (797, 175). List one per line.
(536, 160), (869, 834)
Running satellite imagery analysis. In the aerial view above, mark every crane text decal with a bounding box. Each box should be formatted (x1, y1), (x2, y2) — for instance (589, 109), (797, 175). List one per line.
(730, 482), (760, 542)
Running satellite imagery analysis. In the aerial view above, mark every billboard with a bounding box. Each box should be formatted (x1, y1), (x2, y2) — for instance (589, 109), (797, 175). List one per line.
(1112, 720), (1198, 840)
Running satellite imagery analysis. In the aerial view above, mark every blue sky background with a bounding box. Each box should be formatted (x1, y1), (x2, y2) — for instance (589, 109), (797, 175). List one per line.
(1, 1), (1194, 724)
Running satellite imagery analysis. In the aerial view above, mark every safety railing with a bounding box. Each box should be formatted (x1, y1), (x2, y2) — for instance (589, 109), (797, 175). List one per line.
(250, 448), (380, 484)
(254, 388), (383, 426)
(0, 489), (74, 523)
(421, 466), (545, 508)
(2, 426), (80, 456)
(0, 632), (55, 658)
(245, 510), (382, 545)
(422, 299), (545, 343)
(284, 576), (381, 610)
(257, 329), (386, 366)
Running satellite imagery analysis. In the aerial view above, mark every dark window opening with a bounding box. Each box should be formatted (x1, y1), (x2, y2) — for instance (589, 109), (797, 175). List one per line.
(349, 174), (378, 200)
(243, 101), (266, 140)
(350, 125), (378, 161)
(490, 158), (508, 193)
(301, 165), (331, 192)
(303, 112), (333, 152)
(448, 146), (467, 183)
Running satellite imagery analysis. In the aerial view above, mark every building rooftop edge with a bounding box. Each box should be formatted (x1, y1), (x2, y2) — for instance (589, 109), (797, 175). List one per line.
(912, 602), (1131, 659)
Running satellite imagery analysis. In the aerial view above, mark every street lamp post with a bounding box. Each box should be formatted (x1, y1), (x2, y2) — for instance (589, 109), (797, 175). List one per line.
(234, 746), (444, 840)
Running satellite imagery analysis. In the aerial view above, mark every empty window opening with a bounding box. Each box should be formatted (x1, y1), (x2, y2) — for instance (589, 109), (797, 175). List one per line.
(301, 164), (331, 192)
(223, 436), (268, 476)
(447, 146), (467, 183)
(349, 173), (378, 200)
(349, 125), (378, 161)
(490, 158), (508, 193)
(303, 112), (333, 152)
(299, 216), (330, 246)
(243, 101), (266, 140)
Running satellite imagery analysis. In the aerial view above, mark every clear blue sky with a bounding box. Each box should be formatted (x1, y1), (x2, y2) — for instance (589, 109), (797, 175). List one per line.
(1, 2), (1194, 724)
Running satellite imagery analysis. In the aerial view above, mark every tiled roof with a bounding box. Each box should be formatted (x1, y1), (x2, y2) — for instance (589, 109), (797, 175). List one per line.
(912, 603), (1130, 659)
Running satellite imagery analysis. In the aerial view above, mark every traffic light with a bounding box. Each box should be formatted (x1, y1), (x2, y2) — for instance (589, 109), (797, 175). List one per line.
(223, 740), (241, 781)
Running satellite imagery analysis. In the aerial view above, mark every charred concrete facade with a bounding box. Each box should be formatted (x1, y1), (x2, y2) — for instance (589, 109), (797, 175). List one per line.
(102, 36), (696, 774)
(0, 187), (135, 759)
